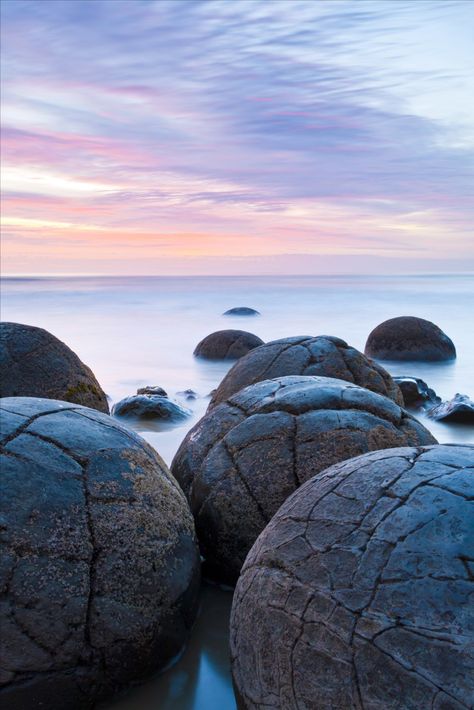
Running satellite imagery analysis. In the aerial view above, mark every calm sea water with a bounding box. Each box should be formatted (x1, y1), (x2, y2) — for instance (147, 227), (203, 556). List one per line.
(1, 274), (473, 709)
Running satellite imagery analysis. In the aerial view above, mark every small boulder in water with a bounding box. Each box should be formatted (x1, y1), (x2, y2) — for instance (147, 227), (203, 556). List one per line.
(365, 316), (456, 361)
(427, 393), (474, 423)
(194, 330), (264, 360)
(223, 307), (260, 316)
(177, 389), (199, 400)
(112, 394), (191, 421)
(393, 376), (440, 407)
(137, 385), (168, 397)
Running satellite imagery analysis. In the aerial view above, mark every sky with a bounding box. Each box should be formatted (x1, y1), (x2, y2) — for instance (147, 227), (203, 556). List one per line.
(1, 0), (473, 275)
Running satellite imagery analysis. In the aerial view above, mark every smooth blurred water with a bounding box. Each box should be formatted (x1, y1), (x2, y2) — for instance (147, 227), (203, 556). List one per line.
(1, 273), (473, 709)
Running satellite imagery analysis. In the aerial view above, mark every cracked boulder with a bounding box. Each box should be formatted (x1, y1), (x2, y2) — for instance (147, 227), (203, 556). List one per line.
(194, 330), (264, 360)
(230, 444), (474, 710)
(365, 316), (456, 362)
(209, 335), (403, 408)
(171, 376), (436, 583)
(0, 322), (109, 413)
(0, 397), (201, 709)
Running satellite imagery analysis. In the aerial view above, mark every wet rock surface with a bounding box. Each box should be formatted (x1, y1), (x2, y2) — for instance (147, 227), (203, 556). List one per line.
(171, 376), (437, 583)
(112, 395), (191, 421)
(0, 397), (201, 709)
(393, 376), (440, 407)
(136, 385), (168, 397)
(428, 394), (474, 423)
(194, 330), (264, 360)
(230, 444), (474, 710)
(0, 322), (109, 413)
(223, 307), (260, 316)
(210, 335), (403, 408)
(365, 316), (456, 361)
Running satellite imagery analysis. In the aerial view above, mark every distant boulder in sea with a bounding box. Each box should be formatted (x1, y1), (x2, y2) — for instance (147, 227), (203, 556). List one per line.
(365, 316), (456, 361)
(0, 397), (200, 709)
(0, 321), (109, 413)
(137, 384), (168, 397)
(223, 307), (260, 316)
(112, 393), (191, 421)
(427, 393), (474, 423)
(209, 335), (403, 408)
(194, 329), (264, 360)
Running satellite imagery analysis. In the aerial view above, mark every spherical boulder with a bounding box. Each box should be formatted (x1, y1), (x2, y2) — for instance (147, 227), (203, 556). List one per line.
(112, 394), (191, 421)
(223, 307), (260, 316)
(365, 316), (456, 361)
(0, 322), (109, 413)
(231, 444), (474, 710)
(171, 376), (436, 583)
(0, 397), (201, 709)
(194, 330), (264, 360)
(209, 335), (403, 408)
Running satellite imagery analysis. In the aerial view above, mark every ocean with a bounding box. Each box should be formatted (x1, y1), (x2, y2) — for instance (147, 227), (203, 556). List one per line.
(1, 273), (473, 709)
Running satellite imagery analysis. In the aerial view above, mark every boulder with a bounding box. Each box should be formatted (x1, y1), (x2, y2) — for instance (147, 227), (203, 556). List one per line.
(210, 335), (403, 408)
(0, 397), (201, 709)
(0, 322), (109, 413)
(223, 307), (260, 316)
(194, 330), (264, 360)
(428, 393), (474, 423)
(112, 394), (191, 421)
(393, 376), (440, 407)
(171, 376), (436, 583)
(365, 316), (456, 361)
(231, 444), (474, 710)
(177, 389), (199, 400)
(136, 385), (168, 397)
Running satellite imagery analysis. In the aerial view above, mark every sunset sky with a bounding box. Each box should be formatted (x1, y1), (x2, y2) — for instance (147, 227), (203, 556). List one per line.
(1, 0), (473, 275)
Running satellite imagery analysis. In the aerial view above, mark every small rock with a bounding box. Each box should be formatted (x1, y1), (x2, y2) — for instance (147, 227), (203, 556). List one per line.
(112, 395), (191, 421)
(137, 385), (168, 397)
(427, 394), (474, 423)
(223, 307), (260, 316)
(393, 376), (440, 407)
(177, 389), (199, 400)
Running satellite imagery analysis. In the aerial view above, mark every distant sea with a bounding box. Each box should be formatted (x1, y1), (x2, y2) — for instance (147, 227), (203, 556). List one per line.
(2, 273), (473, 709)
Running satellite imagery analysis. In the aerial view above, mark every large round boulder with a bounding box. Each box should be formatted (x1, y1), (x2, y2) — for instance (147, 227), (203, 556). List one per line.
(0, 397), (201, 709)
(194, 330), (264, 360)
(231, 444), (474, 710)
(0, 322), (109, 413)
(209, 335), (403, 408)
(365, 316), (456, 361)
(171, 376), (436, 583)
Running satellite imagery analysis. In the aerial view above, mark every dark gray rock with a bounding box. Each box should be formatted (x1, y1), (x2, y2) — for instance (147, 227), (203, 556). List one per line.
(393, 376), (440, 407)
(0, 397), (201, 709)
(365, 316), (456, 361)
(223, 307), (260, 316)
(428, 394), (474, 423)
(231, 444), (474, 710)
(0, 322), (109, 413)
(194, 330), (264, 360)
(112, 395), (191, 421)
(210, 335), (403, 408)
(171, 376), (436, 583)
(177, 389), (199, 400)
(136, 385), (168, 397)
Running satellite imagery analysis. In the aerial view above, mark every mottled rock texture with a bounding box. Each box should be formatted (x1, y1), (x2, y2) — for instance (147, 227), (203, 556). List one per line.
(0, 322), (109, 413)
(223, 307), (260, 316)
(136, 385), (168, 397)
(0, 397), (200, 709)
(194, 330), (264, 360)
(428, 394), (474, 423)
(393, 376), (439, 407)
(210, 335), (403, 408)
(112, 394), (190, 421)
(365, 316), (456, 362)
(231, 444), (474, 710)
(171, 376), (436, 583)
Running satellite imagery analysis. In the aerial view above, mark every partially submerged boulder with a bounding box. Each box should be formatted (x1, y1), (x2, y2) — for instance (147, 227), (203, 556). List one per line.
(365, 316), (456, 361)
(210, 335), (403, 408)
(393, 376), (440, 407)
(112, 394), (191, 421)
(194, 330), (264, 360)
(0, 397), (200, 709)
(223, 307), (260, 316)
(137, 385), (168, 397)
(428, 393), (474, 423)
(171, 376), (436, 582)
(231, 444), (474, 710)
(0, 322), (108, 413)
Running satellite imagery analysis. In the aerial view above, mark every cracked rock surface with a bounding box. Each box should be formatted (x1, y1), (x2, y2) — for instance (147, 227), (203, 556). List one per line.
(0, 397), (201, 709)
(171, 376), (436, 583)
(194, 330), (264, 360)
(365, 317), (456, 362)
(209, 336), (403, 408)
(230, 444), (474, 710)
(0, 322), (109, 413)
